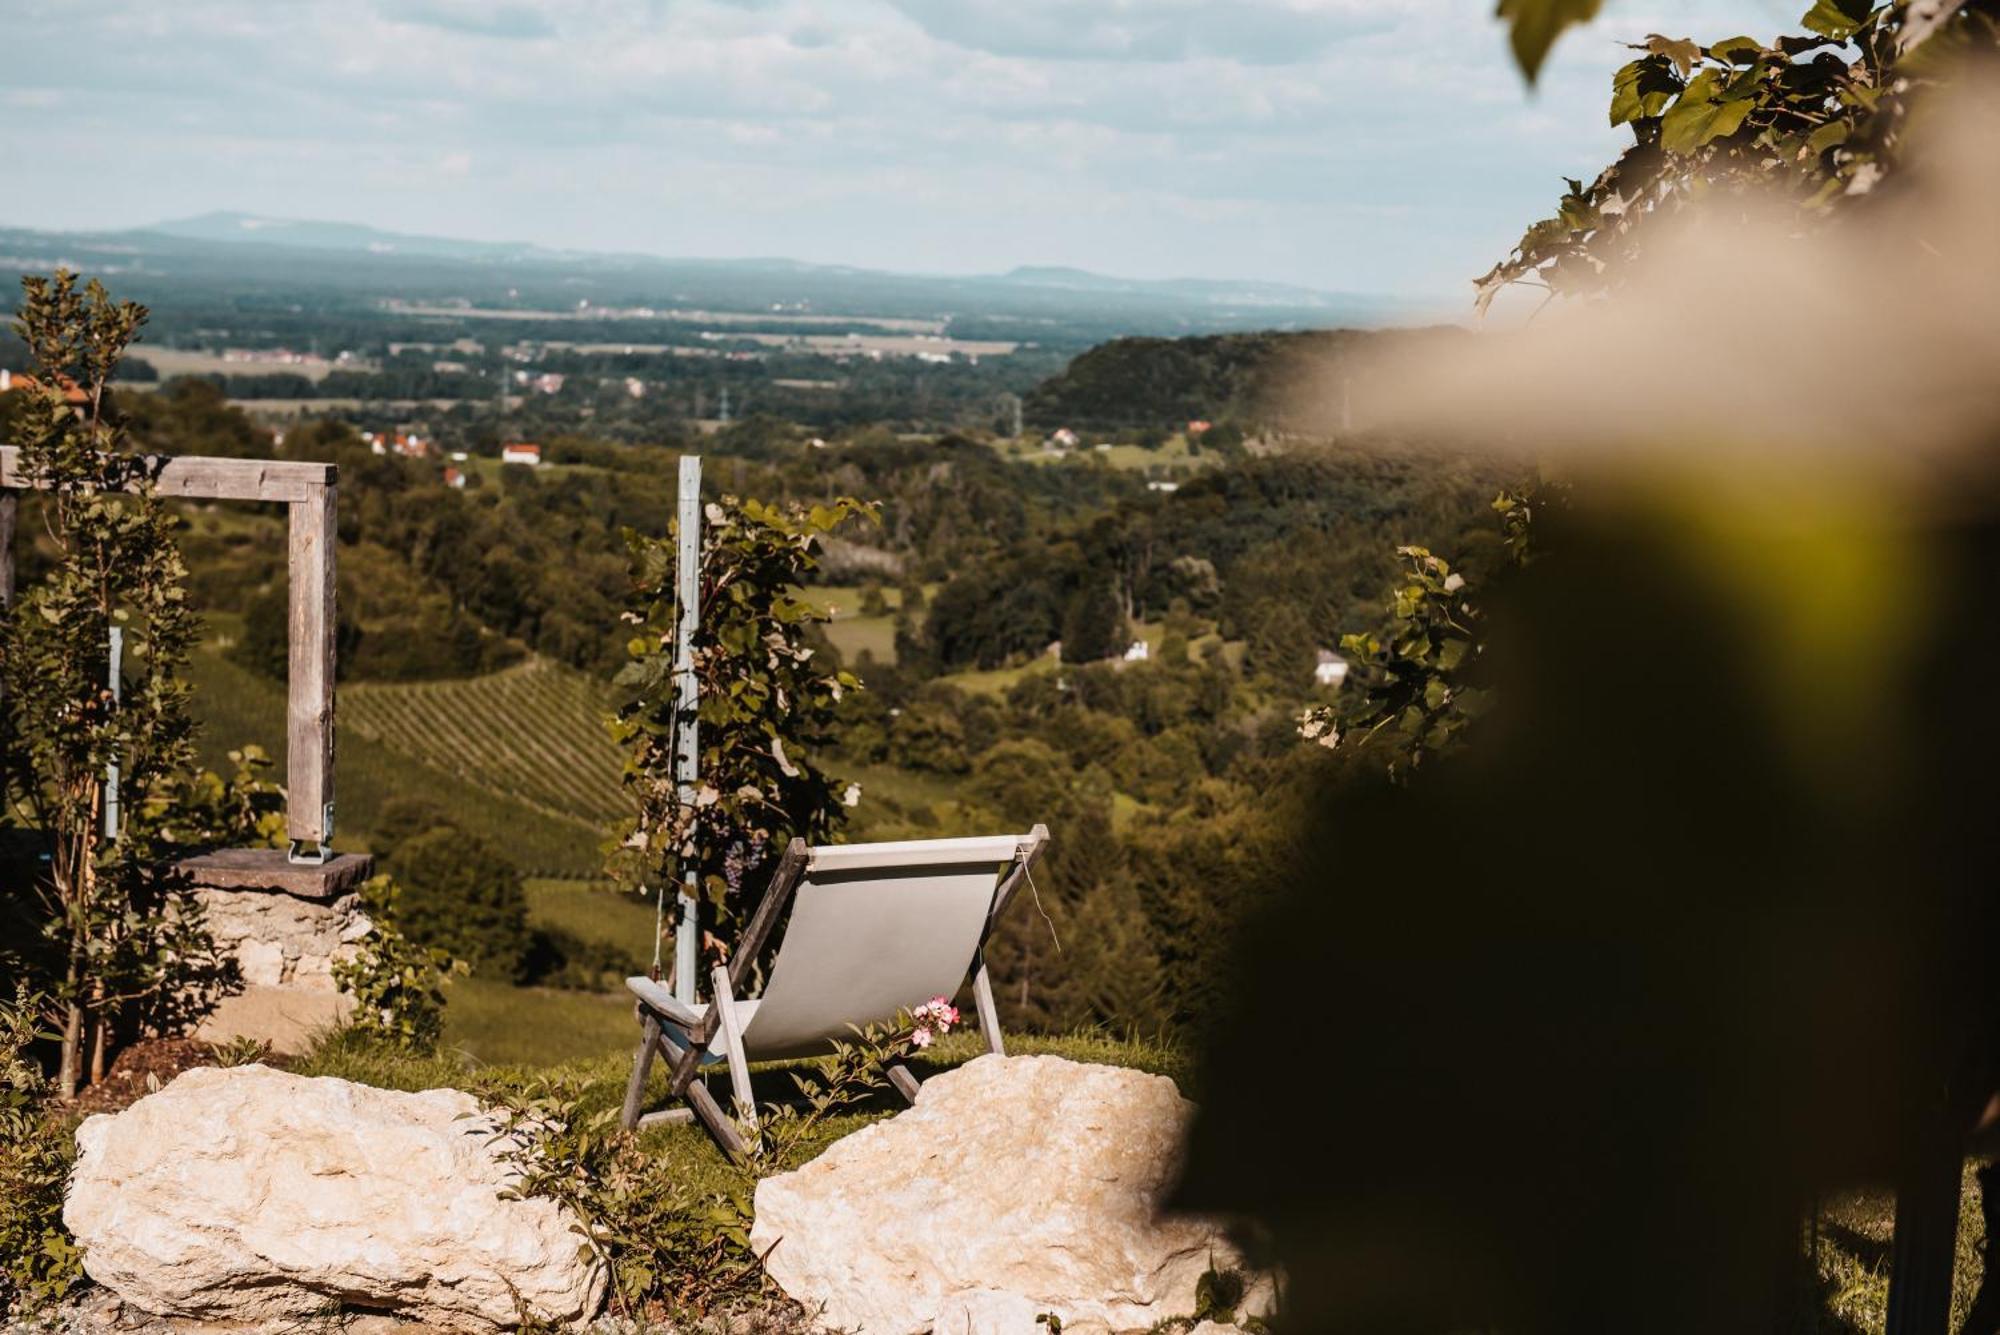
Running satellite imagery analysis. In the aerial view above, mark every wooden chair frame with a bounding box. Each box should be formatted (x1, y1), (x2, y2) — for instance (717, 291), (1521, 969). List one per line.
(620, 825), (1050, 1157)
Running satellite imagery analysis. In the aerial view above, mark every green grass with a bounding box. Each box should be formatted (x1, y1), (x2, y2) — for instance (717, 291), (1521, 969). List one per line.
(824, 615), (899, 664)
(440, 976), (640, 1068)
(801, 583), (935, 667)
(525, 878), (660, 956)
(937, 657), (1056, 697)
(296, 1009), (1186, 1207)
(304, 1009), (1185, 1098)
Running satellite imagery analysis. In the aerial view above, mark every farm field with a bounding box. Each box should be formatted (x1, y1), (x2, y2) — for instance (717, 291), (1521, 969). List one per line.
(802, 583), (915, 665)
(136, 347), (347, 381)
(441, 976), (636, 1067)
(524, 878), (658, 961)
(185, 648), (610, 874)
(343, 657), (626, 827)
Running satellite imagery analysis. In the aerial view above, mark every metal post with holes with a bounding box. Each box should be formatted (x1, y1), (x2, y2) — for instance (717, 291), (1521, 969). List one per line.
(672, 455), (702, 1006)
(103, 625), (123, 840)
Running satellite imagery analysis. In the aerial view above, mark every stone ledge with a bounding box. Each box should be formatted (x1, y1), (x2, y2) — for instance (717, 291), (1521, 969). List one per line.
(176, 848), (374, 901)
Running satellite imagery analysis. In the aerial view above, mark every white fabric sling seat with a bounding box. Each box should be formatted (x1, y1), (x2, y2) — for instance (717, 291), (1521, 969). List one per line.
(619, 826), (1049, 1156)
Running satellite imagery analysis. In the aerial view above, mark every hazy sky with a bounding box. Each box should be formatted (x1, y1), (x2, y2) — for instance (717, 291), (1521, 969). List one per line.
(0, 0), (1792, 303)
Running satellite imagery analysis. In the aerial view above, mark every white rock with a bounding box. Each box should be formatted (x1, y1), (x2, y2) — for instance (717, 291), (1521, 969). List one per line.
(64, 1065), (605, 1332)
(750, 1054), (1267, 1335)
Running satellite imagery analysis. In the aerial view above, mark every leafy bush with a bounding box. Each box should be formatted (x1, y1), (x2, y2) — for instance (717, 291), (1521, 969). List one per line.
(519, 925), (642, 993)
(609, 495), (870, 961)
(387, 823), (533, 981)
(0, 991), (82, 1315)
(485, 1072), (760, 1322)
(483, 1008), (950, 1322)
(331, 875), (464, 1054)
(1, 271), (231, 1097)
(393, 828), (532, 978)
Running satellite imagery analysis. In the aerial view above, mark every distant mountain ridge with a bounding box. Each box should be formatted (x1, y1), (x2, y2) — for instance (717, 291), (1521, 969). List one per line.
(0, 213), (1428, 337)
(142, 212), (569, 263)
(142, 212), (1352, 307)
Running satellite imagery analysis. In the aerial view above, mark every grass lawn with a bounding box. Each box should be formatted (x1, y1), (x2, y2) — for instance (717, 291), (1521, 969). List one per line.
(801, 583), (942, 668)
(525, 878), (660, 955)
(440, 976), (639, 1068)
(823, 614), (898, 664)
(287, 998), (1986, 1335)
(296, 1014), (1190, 1245)
(936, 657), (1055, 697)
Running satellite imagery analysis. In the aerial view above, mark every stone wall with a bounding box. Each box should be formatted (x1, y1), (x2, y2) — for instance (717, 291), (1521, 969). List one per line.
(179, 850), (375, 1054)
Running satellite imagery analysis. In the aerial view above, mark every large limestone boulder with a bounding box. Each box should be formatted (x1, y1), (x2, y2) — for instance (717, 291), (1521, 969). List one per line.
(750, 1054), (1268, 1335)
(63, 1065), (605, 1332)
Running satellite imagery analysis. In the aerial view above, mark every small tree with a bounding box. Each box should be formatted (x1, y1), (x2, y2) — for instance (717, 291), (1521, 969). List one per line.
(0, 272), (214, 1098)
(609, 495), (871, 976)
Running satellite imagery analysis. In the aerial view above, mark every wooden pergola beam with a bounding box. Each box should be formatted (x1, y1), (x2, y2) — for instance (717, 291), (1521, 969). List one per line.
(0, 448), (334, 504)
(0, 445), (339, 856)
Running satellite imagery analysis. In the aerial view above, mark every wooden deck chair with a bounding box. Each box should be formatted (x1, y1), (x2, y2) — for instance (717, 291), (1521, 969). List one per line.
(619, 826), (1050, 1156)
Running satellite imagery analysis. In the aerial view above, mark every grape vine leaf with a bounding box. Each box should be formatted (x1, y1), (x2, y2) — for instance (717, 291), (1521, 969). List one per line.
(1802, 0), (1875, 39)
(1642, 33), (1702, 76)
(1659, 70), (1756, 154)
(1610, 55), (1682, 124)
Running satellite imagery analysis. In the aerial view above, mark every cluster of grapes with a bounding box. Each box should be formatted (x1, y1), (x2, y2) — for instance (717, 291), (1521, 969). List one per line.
(720, 834), (770, 895)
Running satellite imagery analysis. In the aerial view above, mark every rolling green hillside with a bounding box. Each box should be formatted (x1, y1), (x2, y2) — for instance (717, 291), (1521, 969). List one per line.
(343, 657), (626, 826)
(187, 649), (617, 876)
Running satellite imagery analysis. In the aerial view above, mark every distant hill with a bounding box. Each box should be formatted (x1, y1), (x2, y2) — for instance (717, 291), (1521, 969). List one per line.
(0, 213), (1422, 339)
(145, 211), (559, 263)
(1023, 327), (1468, 432)
(995, 264), (1345, 309)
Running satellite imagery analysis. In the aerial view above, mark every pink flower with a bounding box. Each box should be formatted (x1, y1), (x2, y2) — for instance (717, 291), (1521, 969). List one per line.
(911, 1028), (934, 1049)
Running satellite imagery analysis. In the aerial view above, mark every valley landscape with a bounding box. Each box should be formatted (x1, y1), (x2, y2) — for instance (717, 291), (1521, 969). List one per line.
(3, 1), (1997, 1331)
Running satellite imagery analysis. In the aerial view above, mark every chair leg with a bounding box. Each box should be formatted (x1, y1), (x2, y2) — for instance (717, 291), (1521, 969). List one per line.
(972, 953), (1005, 1057)
(709, 964), (759, 1133)
(620, 1010), (662, 1130)
(887, 1063), (920, 1104)
(686, 1079), (749, 1159)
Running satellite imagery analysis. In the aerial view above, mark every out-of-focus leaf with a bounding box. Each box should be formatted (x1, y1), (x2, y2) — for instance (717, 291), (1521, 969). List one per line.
(1496, 0), (1605, 85)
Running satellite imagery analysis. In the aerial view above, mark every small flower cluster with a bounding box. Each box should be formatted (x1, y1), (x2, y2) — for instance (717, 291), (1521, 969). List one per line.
(909, 995), (960, 1049)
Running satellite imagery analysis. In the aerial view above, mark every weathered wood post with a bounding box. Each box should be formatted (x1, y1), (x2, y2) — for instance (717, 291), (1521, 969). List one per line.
(673, 454), (702, 1005)
(286, 481), (338, 862)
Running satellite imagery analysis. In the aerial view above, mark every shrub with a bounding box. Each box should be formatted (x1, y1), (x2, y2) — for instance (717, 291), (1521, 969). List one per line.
(390, 826), (533, 980)
(1, 271), (229, 1097)
(0, 991), (82, 1315)
(609, 495), (869, 962)
(331, 875), (463, 1055)
(519, 926), (642, 993)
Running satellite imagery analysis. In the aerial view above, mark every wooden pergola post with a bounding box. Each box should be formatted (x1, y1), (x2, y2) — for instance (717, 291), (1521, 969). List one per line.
(286, 481), (337, 859)
(0, 448), (340, 861)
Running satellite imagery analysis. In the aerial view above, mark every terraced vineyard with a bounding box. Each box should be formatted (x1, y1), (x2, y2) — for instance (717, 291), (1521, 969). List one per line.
(343, 658), (627, 828)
